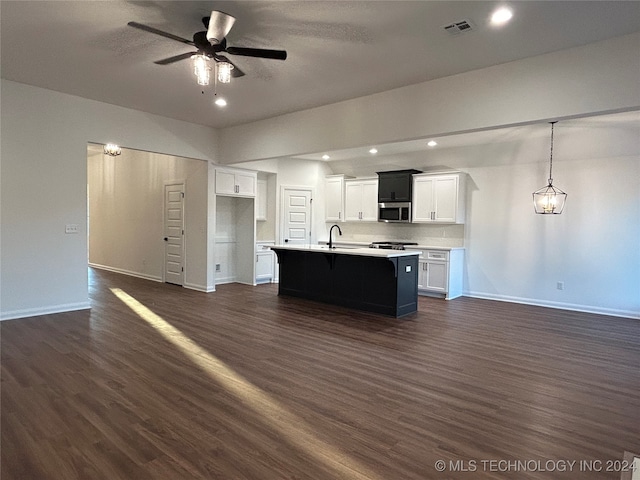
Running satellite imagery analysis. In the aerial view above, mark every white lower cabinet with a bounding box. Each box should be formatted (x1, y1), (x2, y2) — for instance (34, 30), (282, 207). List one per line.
(256, 242), (275, 284)
(411, 248), (464, 300)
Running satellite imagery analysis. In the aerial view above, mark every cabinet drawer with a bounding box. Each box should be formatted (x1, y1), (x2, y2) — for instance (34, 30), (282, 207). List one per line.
(425, 250), (449, 261)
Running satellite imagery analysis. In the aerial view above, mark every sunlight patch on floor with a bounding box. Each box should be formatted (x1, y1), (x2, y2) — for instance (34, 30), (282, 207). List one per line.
(111, 287), (383, 480)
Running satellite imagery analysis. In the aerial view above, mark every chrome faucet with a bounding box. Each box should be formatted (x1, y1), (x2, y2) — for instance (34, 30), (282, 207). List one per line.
(329, 224), (342, 249)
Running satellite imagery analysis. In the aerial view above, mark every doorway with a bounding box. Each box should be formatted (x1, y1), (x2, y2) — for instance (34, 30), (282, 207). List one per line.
(164, 182), (185, 285)
(280, 187), (313, 245)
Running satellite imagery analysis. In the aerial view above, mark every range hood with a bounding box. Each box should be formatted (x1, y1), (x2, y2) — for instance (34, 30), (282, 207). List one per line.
(376, 169), (421, 203)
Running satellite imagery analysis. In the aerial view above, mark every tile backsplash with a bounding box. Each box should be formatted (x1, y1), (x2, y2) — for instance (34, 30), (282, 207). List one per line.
(331, 222), (464, 247)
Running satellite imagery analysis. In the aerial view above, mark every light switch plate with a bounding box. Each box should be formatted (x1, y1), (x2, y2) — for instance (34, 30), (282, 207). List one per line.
(65, 224), (79, 234)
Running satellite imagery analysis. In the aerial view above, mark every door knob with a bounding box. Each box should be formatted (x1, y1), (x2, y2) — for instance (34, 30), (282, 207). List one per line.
(164, 237), (168, 241)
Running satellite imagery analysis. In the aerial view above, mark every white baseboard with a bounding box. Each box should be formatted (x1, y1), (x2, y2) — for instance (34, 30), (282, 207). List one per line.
(1, 302), (91, 321)
(464, 291), (640, 319)
(89, 263), (162, 283)
(184, 283), (215, 293)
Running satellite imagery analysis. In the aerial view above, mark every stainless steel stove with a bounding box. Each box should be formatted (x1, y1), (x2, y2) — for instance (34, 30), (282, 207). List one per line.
(369, 241), (418, 250)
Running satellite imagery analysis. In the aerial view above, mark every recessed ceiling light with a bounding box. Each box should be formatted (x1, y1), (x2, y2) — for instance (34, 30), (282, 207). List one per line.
(322, 154), (330, 160)
(427, 140), (438, 147)
(491, 7), (513, 26)
(214, 97), (227, 107)
(369, 148), (378, 154)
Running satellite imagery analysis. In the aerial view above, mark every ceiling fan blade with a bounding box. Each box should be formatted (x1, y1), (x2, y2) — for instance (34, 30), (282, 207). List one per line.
(215, 55), (245, 78)
(226, 46), (287, 60)
(128, 22), (194, 46)
(154, 52), (196, 65)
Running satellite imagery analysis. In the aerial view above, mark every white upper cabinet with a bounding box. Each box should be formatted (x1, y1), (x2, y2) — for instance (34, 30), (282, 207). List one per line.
(216, 167), (257, 197)
(412, 173), (466, 223)
(345, 178), (378, 222)
(325, 175), (350, 222)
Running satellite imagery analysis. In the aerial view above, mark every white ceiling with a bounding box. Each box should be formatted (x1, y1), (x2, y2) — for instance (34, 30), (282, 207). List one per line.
(2, 0), (640, 133)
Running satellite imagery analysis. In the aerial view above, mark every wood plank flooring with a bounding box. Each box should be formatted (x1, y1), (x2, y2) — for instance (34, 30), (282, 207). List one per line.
(2, 267), (639, 479)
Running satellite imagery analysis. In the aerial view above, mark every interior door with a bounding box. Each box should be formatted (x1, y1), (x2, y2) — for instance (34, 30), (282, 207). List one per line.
(164, 183), (185, 285)
(281, 188), (312, 245)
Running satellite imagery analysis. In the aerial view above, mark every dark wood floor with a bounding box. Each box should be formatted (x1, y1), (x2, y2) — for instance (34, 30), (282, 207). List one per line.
(2, 268), (639, 479)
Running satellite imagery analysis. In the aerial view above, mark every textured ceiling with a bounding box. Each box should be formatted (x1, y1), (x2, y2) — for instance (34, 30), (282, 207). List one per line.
(2, 1), (640, 131)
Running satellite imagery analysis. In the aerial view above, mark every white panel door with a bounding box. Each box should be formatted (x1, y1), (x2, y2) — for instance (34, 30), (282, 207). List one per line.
(282, 188), (312, 245)
(164, 183), (184, 286)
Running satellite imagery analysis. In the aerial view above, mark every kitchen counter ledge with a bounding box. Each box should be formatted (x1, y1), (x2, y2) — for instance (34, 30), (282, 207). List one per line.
(270, 244), (419, 258)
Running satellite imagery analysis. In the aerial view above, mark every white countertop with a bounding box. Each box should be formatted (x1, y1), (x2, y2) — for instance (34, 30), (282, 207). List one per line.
(270, 244), (420, 258)
(317, 240), (464, 251)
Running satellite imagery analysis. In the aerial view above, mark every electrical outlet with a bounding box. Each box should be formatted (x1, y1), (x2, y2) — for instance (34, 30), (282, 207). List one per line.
(216, 264), (221, 272)
(557, 281), (565, 291)
(65, 224), (79, 234)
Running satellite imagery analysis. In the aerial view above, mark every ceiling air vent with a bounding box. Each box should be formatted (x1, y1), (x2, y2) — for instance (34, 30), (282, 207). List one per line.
(443, 19), (474, 36)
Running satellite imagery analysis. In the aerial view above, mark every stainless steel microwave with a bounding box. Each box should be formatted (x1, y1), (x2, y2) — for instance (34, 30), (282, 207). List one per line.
(378, 202), (411, 223)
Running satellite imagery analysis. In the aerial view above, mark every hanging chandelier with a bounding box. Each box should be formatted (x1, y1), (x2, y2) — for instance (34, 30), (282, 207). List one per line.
(533, 122), (567, 214)
(103, 144), (121, 156)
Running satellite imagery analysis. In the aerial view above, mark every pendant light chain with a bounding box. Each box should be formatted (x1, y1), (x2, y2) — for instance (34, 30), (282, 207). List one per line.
(548, 121), (556, 185)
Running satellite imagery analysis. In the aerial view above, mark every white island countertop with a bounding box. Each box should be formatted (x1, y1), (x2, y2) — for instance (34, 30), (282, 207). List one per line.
(270, 244), (420, 258)
(317, 240), (464, 251)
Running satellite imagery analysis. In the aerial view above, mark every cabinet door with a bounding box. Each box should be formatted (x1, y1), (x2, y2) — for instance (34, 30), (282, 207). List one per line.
(256, 252), (274, 282)
(417, 260), (427, 290)
(325, 177), (344, 221)
(425, 261), (447, 292)
(216, 170), (236, 195)
(433, 176), (458, 222)
(344, 182), (362, 221)
(235, 172), (256, 197)
(412, 176), (436, 222)
(360, 180), (379, 221)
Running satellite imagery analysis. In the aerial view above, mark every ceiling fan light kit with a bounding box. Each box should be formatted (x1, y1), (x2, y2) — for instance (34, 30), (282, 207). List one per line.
(128, 10), (287, 91)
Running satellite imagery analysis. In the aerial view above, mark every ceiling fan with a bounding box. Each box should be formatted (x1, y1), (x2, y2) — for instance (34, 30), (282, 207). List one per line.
(128, 10), (287, 80)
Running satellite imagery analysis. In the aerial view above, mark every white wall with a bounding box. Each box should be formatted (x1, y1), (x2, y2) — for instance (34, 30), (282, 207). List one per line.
(219, 33), (640, 164)
(464, 154), (639, 317)
(0, 80), (217, 320)
(88, 147), (209, 290)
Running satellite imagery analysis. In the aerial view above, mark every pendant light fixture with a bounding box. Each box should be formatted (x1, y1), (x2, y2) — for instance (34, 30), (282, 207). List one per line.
(533, 121), (567, 214)
(103, 143), (121, 156)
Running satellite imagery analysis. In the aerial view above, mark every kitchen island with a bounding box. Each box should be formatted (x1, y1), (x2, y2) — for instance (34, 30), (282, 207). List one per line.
(270, 245), (419, 317)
